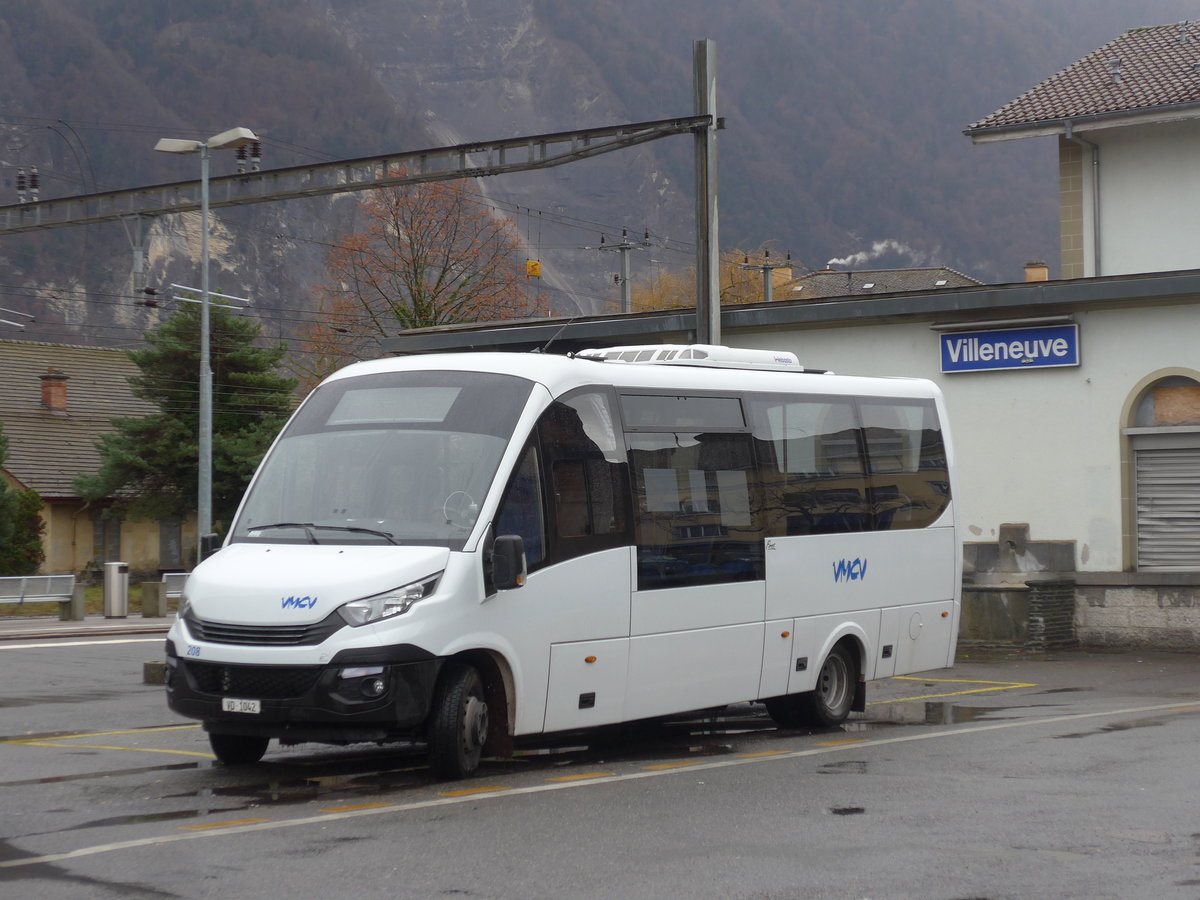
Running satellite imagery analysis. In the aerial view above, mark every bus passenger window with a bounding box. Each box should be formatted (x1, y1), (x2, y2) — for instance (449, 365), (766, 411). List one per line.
(748, 397), (869, 536)
(859, 399), (949, 530)
(628, 430), (765, 589)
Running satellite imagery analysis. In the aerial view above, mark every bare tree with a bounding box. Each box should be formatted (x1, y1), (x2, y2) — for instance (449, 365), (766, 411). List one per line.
(298, 177), (544, 387)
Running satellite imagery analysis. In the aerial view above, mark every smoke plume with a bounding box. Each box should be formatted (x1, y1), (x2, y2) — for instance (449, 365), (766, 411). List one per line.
(827, 238), (919, 268)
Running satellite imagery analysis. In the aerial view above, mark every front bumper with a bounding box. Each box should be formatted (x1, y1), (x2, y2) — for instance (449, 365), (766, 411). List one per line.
(165, 640), (441, 744)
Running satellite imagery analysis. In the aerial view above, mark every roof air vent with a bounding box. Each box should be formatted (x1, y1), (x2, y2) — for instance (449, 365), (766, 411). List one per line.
(575, 344), (807, 371)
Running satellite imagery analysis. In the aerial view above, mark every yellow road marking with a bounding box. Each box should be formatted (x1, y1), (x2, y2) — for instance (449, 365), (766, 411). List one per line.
(545, 771), (615, 782)
(321, 802), (396, 813)
(181, 818), (270, 831)
(735, 750), (790, 758)
(814, 738), (868, 747)
(642, 760), (702, 771)
(8, 740), (214, 759)
(868, 676), (1037, 705)
(1, 724), (200, 745)
(4, 723), (212, 759)
(438, 785), (509, 797)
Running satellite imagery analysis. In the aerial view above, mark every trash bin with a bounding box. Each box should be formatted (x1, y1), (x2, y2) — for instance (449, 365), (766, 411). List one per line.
(103, 561), (129, 618)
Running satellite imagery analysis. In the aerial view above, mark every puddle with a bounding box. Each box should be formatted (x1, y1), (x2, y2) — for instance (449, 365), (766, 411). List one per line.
(865, 701), (1020, 726)
(1055, 718), (1165, 739)
(819, 760), (868, 775)
(56, 808), (231, 832)
(839, 720), (903, 733)
(164, 769), (419, 805)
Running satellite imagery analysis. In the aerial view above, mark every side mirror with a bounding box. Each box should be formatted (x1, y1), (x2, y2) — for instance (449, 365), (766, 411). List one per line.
(490, 534), (527, 591)
(199, 532), (221, 562)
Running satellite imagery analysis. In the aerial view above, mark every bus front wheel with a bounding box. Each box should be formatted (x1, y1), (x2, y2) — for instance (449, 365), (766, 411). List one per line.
(209, 732), (269, 765)
(765, 643), (857, 729)
(428, 662), (489, 779)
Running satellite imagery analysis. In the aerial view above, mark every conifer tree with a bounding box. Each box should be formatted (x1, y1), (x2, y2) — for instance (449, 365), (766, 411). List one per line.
(76, 303), (297, 531)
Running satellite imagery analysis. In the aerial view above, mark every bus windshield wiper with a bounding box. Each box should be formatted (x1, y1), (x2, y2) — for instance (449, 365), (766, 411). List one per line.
(248, 522), (398, 545)
(249, 522), (320, 543)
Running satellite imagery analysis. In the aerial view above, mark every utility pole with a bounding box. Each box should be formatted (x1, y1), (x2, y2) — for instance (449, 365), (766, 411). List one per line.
(738, 250), (793, 303)
(597, 228), (651, 313)
(694, 38), (720, 345)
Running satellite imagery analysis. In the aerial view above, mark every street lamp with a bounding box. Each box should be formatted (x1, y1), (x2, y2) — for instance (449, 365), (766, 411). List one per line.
(154, 126), (258, 551)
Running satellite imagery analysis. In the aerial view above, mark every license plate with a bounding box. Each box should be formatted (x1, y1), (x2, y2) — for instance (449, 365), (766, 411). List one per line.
(221, 697), (261, 714)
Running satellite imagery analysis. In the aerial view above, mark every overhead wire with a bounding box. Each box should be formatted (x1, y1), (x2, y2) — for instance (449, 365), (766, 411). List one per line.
(0, 117), (701, 361)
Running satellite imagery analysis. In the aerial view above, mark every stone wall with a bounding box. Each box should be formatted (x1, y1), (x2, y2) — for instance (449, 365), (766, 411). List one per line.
(1026, 578), (1077, 651)
(1075, 573), (1200, 649)
(961, 579), (1076, 651)
(962, 524), (1200, 650)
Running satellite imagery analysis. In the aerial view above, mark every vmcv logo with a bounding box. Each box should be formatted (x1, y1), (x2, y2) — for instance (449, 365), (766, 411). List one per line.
(832, 558), (868, 583)
(281, 595), (318, 609)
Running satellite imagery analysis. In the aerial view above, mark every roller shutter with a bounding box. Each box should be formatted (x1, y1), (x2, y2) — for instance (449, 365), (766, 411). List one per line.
(1134, 435), (1200, 570)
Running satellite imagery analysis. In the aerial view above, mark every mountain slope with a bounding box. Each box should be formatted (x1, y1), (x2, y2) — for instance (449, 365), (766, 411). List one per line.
(0, 0), (1193, 352)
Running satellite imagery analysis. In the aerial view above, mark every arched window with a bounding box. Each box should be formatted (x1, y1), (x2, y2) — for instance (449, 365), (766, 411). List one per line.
(1124, 373), (1200, 570)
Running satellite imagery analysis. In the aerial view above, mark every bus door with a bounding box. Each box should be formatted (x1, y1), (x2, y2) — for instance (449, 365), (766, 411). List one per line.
(621, 394), (767, 720)
(494, 390), (634, 735)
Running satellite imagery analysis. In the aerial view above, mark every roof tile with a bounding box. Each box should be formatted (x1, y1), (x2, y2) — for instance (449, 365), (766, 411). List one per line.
(968, 22), (1200, 133)
(0, 340), (156, 499)
(783, 267), (981, 301)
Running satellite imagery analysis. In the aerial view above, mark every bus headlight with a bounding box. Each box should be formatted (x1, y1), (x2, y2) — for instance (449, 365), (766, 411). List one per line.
(337, 575), (440, 627)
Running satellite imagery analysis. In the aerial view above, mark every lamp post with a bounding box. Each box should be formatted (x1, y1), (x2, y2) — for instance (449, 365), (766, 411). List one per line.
(154, 127), (258, 548)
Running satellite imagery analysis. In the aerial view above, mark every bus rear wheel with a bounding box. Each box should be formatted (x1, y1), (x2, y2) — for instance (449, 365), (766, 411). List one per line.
(765, 643), (858, 729)
(428, 662), (489, 779)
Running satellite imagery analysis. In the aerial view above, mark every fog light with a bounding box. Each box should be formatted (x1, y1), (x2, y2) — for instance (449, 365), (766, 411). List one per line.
(361, 677), (387, 698)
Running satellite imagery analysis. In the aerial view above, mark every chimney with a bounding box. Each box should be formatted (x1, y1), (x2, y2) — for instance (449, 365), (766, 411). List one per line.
(1024, 260), (1049, 283)
(40, 368), (68, 412)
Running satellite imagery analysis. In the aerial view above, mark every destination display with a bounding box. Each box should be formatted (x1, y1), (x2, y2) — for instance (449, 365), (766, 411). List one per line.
(940, 323), (1079, 373)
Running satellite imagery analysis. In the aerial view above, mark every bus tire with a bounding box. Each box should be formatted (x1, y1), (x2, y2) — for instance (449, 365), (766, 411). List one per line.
(209, 732), (269, 765)
(764, 643), (858, 729)
(428, 662), (489, 779)
(800, 643), (857, 726)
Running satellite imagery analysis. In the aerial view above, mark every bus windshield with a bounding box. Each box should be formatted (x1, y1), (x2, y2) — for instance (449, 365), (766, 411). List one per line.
(230, 370), (535, 548)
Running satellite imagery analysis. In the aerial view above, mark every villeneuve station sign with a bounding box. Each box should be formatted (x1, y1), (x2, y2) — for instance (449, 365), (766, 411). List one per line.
(939, 323), (1080, 373)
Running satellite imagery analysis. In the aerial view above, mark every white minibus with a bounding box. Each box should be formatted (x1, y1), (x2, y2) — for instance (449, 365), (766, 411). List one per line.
(165, 344), (961, 777)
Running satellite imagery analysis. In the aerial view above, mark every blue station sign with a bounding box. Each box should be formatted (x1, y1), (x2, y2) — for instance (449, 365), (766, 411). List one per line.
(940, 323), (1079, 373)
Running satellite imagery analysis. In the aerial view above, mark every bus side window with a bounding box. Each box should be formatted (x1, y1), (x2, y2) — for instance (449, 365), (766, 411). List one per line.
(748, 396), (869, 536)
(495, 444), (546, 568)
(858, 399), (950, 530)
(627, 430), (764, 589)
